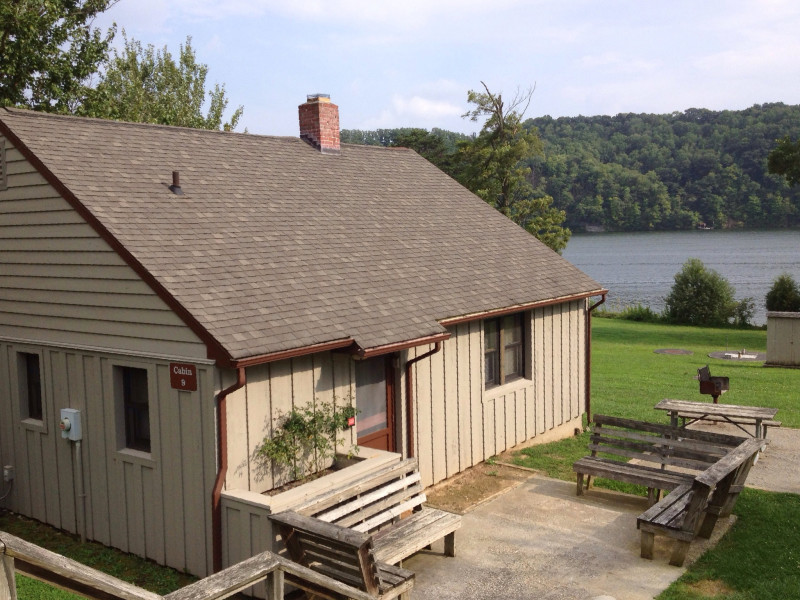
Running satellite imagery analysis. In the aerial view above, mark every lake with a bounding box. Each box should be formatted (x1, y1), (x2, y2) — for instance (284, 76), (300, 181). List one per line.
(562, 230), (800, 325)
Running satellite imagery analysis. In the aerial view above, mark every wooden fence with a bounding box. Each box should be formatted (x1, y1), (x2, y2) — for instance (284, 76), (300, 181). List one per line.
(0, 531), (376, 600)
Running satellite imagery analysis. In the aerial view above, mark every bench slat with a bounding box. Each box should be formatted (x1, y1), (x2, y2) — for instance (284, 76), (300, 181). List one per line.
(574, 456), (694, 490)
(592, 427), (732, 457)
(594, 415), (746, 446)
(587, 443), (716, 472)
(296, 459), (419, 516)
(317, 472), (422, 523)
(372, 509), (461, 565)
(334, 484), (424, 531)
(351, 496), (427, 533)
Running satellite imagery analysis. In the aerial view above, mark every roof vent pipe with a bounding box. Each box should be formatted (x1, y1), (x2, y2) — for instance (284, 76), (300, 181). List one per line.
(169, 171), (184, 195)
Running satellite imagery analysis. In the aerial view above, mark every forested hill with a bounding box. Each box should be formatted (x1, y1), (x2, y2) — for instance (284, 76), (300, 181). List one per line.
(342, 103), (800, 232)
(527, 103), (800, 231)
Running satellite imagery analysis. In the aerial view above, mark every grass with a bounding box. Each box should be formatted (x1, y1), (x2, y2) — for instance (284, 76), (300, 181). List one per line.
(659, 489), (800, 600)
(0, 510), (195, 599)
(511, 318), (800, 600)
(590, 318), (799, 427)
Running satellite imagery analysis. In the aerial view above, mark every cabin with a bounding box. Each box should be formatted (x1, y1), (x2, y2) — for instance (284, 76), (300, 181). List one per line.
(0, 96), (605, 578)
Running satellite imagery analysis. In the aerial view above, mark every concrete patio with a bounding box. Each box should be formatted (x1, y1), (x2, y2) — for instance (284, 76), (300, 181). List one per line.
(405, 425), (799, 599)
(404, 474), (731, 600)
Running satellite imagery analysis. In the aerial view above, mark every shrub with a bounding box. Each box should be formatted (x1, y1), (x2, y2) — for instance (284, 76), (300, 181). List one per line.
(257, 400), (357, 482)
(663, 258), (737, 326)
(765, 273), (800, 312)
(618, 303), (662, 323)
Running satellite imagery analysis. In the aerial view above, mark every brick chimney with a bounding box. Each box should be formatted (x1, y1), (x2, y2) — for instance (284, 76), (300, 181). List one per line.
(298, 94), (340, 154)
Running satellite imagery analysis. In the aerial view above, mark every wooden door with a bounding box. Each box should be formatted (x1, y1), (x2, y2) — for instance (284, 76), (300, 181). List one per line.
(355, 356), (395, 451)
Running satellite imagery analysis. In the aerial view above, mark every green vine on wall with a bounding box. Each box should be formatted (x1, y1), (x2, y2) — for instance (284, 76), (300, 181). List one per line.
(256, 399), (358, 482)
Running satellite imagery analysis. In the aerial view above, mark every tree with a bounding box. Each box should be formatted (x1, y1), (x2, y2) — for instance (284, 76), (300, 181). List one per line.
(768, 136), (800, 187)
(82, 34), (243, 131)
(765, 273), (800, 312)
(663, 258), (739, 326)
(388, 128), (460, 176)
(0, 0), (117, 112)
(459, 82), (570, 252)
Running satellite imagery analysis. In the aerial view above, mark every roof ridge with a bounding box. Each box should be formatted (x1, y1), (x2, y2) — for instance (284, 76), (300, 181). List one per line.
(0, 107), (303, 142)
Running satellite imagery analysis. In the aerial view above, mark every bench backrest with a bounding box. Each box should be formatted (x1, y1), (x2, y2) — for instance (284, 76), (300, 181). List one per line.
(295, 458), (425, 535)
(591, 414), (746, 471)
(270, 510), (382, 596)
(695, 437), (763, 489)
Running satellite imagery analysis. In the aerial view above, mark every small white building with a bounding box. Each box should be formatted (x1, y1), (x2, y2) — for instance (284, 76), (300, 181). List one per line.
(0, 97), (605, 577)
(766, 311), (800, 367)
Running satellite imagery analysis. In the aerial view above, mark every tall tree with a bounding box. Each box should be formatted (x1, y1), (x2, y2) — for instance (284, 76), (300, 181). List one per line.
(768, 136), (800, 187)
(459, 82), (570, 252)
(0, 0), (116, 112)
(82, 34), (243, 131)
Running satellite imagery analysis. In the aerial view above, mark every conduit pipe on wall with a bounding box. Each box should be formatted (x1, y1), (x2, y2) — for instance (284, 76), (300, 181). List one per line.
(404, 342), (442, 459)
(211, 367), (246, 573)
(585, 294), (607, 424)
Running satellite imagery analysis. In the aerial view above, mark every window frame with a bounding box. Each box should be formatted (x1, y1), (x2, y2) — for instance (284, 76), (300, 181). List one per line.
(18, 351), (44, 425)
(483, 312), (527, 390)
(114, 365), (152, 454)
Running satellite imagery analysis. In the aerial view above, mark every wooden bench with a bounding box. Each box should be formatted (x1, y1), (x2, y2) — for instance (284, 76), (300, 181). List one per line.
(280, 457), (461, 566)
(697, 365), (729, 403)
(574, 415), (747, 505)
(270, 510), (414, 600)
(637, 436), (763, 566)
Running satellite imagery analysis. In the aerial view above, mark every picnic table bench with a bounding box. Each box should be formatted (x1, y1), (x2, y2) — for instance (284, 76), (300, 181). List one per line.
(637, 437), (763, 566)
(273, 457), (461, 567)
(654, 398), (780, 439)
(270, 510), (414, 600)
(573, 415), (747, 505)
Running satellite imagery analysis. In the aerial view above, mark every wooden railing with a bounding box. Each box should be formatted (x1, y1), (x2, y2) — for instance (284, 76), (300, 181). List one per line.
(0, 531), (376, 600)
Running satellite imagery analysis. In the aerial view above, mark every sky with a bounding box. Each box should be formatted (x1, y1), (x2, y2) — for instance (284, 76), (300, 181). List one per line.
(93, 0), (800, 136)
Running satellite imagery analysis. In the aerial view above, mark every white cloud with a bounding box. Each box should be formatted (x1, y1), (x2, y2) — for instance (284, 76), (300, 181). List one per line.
(392, 95), (462, 119)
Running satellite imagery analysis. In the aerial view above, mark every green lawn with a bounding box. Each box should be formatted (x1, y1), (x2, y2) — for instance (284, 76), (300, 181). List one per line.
(590, 318), (799, 427)
(513, 317), (800, 600)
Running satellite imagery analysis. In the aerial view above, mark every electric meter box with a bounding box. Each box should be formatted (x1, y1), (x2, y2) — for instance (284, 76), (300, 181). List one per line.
(60, 408), (82, 441)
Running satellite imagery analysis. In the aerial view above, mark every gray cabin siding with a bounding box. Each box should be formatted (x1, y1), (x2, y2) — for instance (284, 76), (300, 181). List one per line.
(225, 352), (357, 493)
(0, 136), (218, 576)
(0, 136), (207, 360)
(0, 342), (218, 576)
(409, 300), (586, 488)
(225, 300), (587, 492)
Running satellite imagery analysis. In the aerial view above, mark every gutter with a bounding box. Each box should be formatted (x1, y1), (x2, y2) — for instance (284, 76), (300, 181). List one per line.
(211, 367), (246, 573)
(404, 342), (442, 458)
(585, 293), (607, 424)
(439, 289), (605, 326)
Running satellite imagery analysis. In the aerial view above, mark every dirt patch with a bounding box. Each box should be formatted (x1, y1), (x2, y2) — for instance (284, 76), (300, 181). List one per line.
(686, 579), (736, 597)
(424, 462), (535, 514)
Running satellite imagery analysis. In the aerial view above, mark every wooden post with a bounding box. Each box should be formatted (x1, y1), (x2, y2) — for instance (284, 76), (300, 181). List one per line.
(0, 543), (17, 600)
(265, 568), (283, 600)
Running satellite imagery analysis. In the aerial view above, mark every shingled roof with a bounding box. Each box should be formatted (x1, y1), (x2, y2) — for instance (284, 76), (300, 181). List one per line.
(0, 107), (603, 364)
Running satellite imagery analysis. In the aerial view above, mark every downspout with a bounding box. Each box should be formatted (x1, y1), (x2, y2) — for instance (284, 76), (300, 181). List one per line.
(404, 342), (442, 458)
(585, 294), (607, 425)
(211, 367), (246, 573)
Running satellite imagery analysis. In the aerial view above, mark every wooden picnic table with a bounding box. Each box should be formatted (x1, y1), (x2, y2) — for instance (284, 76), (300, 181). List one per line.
(654, 399), (779, 439)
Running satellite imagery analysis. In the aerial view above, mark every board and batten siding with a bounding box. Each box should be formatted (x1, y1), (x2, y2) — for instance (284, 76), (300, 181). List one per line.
(225, 351), (358, 493)
(0, 135), (207, 360)
(0, 342), (219, 576)
(766, 311), (800, 367)
(0, 137), (219, 576)
(409, 301), (586, 488)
